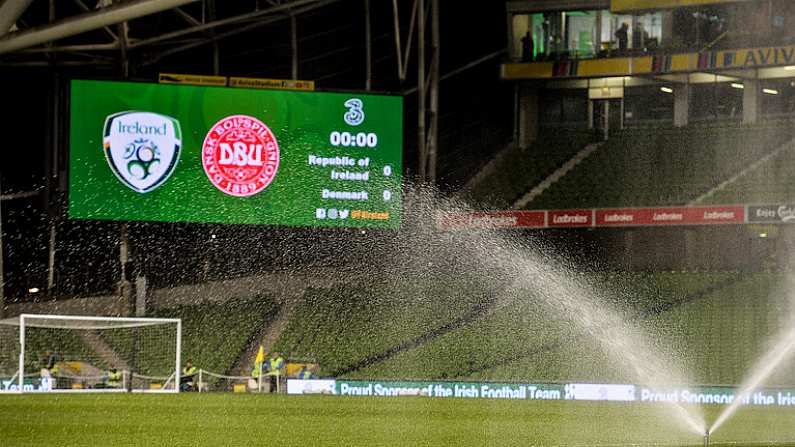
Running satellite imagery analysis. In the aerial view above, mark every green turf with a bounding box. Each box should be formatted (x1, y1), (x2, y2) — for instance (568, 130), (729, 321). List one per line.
(1, 394), (795, 446)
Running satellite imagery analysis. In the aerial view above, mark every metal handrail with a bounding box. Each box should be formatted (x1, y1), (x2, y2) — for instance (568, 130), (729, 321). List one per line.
(702, 30), (729, 52)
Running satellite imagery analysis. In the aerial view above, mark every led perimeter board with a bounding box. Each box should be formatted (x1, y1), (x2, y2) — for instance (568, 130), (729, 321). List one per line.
(68, 79), (402, 229)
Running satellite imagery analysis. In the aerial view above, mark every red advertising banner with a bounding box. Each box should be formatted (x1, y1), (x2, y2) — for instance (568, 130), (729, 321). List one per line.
(548, 209), (593, 227)
(595, 206), (744, 226)
(438, 211), (545, 230)
(440, 205), (747, 231)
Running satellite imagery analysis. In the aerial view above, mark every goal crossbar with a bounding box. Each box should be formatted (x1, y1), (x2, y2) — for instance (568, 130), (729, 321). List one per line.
(1, 314), (180, 330)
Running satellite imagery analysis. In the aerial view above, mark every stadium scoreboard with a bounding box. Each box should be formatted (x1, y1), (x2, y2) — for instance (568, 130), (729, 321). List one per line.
(68, 79), (403, 229)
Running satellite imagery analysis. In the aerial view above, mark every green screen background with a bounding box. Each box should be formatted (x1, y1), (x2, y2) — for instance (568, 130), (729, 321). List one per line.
(68, 79), (402, 229)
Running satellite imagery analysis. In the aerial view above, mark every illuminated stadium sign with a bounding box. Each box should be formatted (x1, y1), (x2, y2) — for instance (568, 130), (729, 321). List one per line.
(68, 79), (403, 229)
(611, 0), (749, 12)
(747, 205), (795, 223)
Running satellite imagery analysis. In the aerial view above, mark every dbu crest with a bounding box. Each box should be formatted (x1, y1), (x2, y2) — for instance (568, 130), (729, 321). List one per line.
(103, 111), (182, 193)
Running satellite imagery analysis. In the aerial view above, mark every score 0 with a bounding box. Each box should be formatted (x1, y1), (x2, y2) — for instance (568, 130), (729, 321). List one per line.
(382, 165), (393, 201)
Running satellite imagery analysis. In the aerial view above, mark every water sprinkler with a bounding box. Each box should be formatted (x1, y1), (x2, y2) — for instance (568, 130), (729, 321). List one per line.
(703, 429), (710, 447)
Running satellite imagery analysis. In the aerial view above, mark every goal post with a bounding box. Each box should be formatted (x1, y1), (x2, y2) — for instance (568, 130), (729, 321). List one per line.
(0, 314), (181, 393)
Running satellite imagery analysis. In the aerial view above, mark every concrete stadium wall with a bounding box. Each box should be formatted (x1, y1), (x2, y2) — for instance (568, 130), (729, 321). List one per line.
(4, 269), (344, 317)
(4, 295), (127, 317)
(148, 270), (340, 309)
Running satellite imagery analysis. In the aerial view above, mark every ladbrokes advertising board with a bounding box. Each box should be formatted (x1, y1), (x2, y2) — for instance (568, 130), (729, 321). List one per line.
(68, 80), (402, 228)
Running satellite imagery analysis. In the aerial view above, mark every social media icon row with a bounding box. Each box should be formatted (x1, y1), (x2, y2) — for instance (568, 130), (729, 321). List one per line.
(316, 208), (349, 220)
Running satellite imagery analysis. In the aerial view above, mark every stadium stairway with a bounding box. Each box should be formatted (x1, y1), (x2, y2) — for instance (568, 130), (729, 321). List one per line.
(272, 278), (511, 377)
(228, 290), (302, 377)
(77, 331), (130, 372)
(145, 297), (279, 377)
(691, 133), (795, 205)
(512, 141), (604, 209)
(460, 129), (597, 209)
(329, 299), (495, 377)
(457, 141), (517, 196)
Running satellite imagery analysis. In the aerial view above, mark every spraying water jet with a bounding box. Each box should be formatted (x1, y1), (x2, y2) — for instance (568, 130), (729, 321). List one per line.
(708, 312), (795, 435)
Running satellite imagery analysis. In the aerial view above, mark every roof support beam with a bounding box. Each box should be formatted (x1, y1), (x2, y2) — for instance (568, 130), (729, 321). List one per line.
(0, 0), (34, 38)
(172, 7), (202, 27)
(128, 0), (324, 50)
(141, 0), (339, 66)
(71, 0), (118, 42)
(0, 0), (200, 55)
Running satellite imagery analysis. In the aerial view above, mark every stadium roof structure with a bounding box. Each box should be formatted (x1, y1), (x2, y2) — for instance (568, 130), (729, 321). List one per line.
(0, 0), (347, 70)
(0, 0), (441, 182)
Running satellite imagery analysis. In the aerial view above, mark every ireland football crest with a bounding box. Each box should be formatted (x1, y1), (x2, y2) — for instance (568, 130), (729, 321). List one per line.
(103, 111), (182, 193)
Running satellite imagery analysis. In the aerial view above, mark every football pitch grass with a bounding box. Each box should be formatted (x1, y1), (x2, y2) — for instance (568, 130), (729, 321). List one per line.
(2, 393), (795, 447)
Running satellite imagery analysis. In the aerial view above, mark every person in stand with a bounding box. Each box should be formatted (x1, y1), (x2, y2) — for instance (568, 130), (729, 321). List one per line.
(265, 352), (285, 393)
(180, 359), (197, 392)
(633, 22), (649, 52)
(615, 22), (629, 52)
(44, 351), (60, 374)
(520, 31), (534, 62)
(41, 351), (61, 389)
(250, 362), (263, 391)
(297, 365), (315, 380)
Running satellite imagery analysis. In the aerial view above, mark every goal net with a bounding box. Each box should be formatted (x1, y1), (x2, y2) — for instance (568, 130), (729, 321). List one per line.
(0, 314), (181, 393)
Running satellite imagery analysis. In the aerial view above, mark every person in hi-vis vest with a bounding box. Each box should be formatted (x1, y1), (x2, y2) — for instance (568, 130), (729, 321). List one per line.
(297, 365), (314, 380)
(265, 352), (285, 393)
(106, 367), (122, 389)
(180, 360), (197, 392)
(250, 346), (265, 391)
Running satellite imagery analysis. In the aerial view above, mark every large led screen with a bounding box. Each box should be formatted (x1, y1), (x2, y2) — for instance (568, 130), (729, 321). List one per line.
(68, 79), (402, 229)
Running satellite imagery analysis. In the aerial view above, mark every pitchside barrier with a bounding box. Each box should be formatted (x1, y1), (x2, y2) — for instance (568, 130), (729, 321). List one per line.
(0, 314), (181, 393)
(0, 367), (285, 394)
(194, 369), (260, 393)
